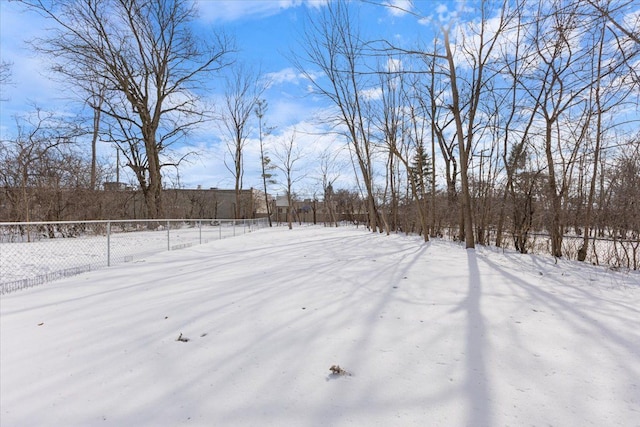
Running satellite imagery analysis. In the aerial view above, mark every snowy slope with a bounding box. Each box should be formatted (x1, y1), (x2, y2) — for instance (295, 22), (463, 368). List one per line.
(1, 225), (639, 426)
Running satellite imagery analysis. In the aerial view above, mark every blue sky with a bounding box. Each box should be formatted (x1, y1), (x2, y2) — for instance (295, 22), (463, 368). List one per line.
(5, 1), (638, 199)
(0, 0), (454, 195)
(0, 0), (440, 193)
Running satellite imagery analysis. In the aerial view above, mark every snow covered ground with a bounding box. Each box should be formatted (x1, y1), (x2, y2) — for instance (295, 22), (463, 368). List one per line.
(1, 225), (639, 426)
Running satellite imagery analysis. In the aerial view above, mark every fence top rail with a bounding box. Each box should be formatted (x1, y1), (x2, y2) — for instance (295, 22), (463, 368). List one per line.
(0, 218), (266, 227)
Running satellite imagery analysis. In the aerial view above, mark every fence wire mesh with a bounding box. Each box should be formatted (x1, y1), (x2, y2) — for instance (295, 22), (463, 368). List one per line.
(0, 218), (268, 294)
(438, 226), (639, 271)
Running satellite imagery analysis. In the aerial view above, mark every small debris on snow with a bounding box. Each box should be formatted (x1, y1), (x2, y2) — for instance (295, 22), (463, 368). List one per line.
(200, 333), (207, 338)
(176, 333), (190, 342)
(37, 322), (44, 326)
(329, 365), (352, 376)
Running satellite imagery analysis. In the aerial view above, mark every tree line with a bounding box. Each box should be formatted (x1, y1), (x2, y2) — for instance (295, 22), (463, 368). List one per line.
(294, 0), (639, 263)
(0, 0), (638, 268)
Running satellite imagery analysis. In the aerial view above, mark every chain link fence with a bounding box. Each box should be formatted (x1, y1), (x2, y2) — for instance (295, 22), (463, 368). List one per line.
(438, 226), (639, 271)
(0, 218), (268, 294)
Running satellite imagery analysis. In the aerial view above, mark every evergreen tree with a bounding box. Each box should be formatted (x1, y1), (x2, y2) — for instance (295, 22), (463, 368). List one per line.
(409, 143), (432, 198)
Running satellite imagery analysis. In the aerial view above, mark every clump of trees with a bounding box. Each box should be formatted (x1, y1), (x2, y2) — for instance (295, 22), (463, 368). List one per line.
(292, 0), (639, 267)
(15, 0), (233, 218)
(0, 109), (107, 222)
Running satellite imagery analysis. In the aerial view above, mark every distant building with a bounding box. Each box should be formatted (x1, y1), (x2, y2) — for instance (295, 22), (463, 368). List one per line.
(163, 187), (267, 219)
(94, 185), (269, 220)
(103, 181), (134, 191)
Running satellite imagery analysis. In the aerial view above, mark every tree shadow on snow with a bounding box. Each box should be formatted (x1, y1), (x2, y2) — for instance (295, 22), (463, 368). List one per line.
(448, 249), (493, 426)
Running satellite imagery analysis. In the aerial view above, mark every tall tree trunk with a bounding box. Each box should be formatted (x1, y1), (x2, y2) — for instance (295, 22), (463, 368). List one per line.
(234, 133), (242, 219)
(579, 23), (606, 262)
(444, 29), (475, 249)
(544, 122), (563, 258)
(90, 104), (101, 191)
(145, 130), (164, 219)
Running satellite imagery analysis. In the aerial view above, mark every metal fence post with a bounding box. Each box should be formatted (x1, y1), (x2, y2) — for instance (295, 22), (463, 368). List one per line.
(199, 220), (202, 245)
(107, 221), (111, 267)
(167, 220), (170, 251)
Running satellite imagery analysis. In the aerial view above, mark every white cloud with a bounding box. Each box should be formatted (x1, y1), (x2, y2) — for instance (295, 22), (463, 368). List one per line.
(264, 67), (307, 86)
(417, 16), (432, 26)
(170, 112), (352, 196)
(385, 0), (413, 17)
(436, 4), (448, 15)
(386, 57), (402, 73)
(298, 0), (329, 10)
(196, 1), (284, 22)
(360, 87), (383, 101)
(435, 3), (458, 24)
(195, 0), (326, 22)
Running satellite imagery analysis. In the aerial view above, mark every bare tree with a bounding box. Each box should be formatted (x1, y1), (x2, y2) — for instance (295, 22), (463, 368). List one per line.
(374, 58), (402, 236)
(255, 99), (277, 226)
(21, 0), (233, 218)
(442, 26), (473, 247)
(83, 79), (108, 192)
(577, 17), (608, 261)
(443, 0), (517, 248)
(517, 1), (596, 258)
(413, 39), (457, 237)
(0, 108), (84, 224)
(0, 60), (12, 101)
(585, 0), (640, 45)
(293, 0), (382, 232)
(273, 129), (305, 230)
(594, 138), (640, 269)
(374, 63), (431, 240)
(219, 64), (266, 219)
(491, 0), (541, 249)
(315, 147), (342, 227)
(422, 44), (443, 237)
(576, 1), (639, 261)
